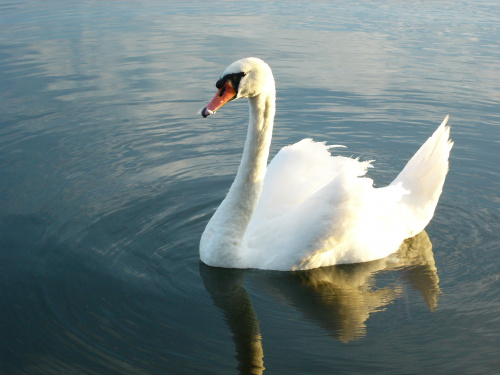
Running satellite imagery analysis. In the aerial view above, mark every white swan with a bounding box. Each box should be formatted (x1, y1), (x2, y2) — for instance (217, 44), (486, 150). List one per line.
(200, 57), (453, 271)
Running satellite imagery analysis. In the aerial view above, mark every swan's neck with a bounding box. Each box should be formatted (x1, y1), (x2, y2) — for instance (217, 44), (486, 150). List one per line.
(201, 89), (276, 267)
(238, 93), (276, 188)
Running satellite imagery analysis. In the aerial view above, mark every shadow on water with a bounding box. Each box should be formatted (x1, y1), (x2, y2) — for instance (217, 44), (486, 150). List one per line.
(200, 231), (439, 375)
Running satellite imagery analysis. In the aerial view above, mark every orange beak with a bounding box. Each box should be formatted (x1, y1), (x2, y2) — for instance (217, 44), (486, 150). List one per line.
(201, 81), (237, 118)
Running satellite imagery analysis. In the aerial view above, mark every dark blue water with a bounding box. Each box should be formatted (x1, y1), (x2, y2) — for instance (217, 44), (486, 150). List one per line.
(1, 1), (499, 374)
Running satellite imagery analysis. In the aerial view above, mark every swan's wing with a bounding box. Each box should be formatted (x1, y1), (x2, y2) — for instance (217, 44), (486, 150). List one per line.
(245, 171), (409, 270)
(253, 138), (372, 219)
(244, 139), (386, 270)
(242, 119), (452, 271)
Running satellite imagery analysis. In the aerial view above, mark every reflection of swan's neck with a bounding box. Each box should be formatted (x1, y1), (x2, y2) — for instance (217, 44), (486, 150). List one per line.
(202, 88), (275, 266)
(200, 266), (265, 374)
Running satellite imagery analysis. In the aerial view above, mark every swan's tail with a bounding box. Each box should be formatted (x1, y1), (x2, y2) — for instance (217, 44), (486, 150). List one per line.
(390, 115), (453, 234)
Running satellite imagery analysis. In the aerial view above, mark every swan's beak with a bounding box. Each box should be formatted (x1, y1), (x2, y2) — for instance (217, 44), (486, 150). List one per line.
(201, 81), (237, 118)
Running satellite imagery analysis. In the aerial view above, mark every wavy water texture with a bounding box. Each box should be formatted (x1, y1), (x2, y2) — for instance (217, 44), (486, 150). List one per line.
(0, 0), (499, 374)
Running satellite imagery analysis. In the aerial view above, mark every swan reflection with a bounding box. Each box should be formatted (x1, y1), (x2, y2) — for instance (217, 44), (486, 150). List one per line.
(200, 231), (439, 374)
(282, 230), (439, 342)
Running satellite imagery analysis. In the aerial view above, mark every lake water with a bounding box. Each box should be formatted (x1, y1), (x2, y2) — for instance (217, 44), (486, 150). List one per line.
(1, 0), (499, 374)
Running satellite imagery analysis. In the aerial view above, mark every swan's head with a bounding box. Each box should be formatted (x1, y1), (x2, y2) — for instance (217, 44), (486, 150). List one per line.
(201, 57), (274, 118)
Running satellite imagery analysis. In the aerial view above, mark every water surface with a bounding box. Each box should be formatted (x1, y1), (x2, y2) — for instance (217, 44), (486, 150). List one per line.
(1, 1), (499, 374)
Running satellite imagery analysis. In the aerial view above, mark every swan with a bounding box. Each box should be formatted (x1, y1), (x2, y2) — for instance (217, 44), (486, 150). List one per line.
(200, 57), (453, 271)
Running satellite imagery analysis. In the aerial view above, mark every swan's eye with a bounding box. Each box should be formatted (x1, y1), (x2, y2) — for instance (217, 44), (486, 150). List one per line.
(215, 72), (245, 93)
(233, 72), (246, 85)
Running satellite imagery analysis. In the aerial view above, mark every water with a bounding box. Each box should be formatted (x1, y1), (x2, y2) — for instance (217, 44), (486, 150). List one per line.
(1, 1), (499, 373)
